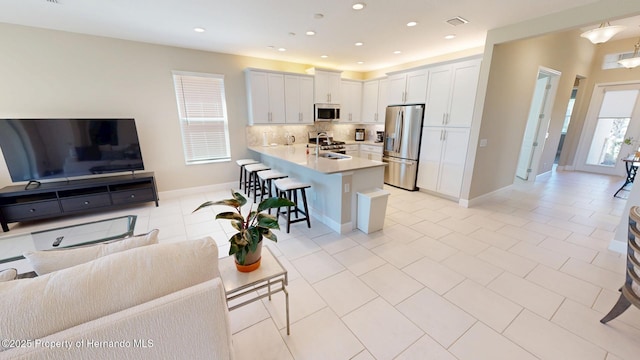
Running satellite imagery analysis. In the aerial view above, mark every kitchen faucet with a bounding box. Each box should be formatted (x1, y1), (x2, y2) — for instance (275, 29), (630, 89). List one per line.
(316, 132), (331, 157)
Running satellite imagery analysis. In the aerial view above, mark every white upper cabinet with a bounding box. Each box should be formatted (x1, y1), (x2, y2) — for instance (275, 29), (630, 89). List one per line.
(314, 69), (341, 104)
(387, 69), (427, 105)
(284, 74), (314, 124)
(246, 70), (286, 124)
(340, 80), (362, 122)
(361, 78), (388, 124)
(424, 58), (481, 127)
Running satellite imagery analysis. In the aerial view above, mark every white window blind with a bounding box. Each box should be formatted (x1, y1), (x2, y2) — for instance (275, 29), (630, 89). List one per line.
(172, 71), (231, 164)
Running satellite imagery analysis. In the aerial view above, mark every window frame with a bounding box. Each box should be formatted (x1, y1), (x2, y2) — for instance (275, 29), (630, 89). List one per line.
(172, 70), (232, 165)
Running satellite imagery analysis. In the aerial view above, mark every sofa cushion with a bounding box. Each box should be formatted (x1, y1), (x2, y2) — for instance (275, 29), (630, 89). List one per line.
(0, 236), (220, 351)
(23, 229), (159, 275)
(0, 268), (17, 282)
(2, 279), (234, 360)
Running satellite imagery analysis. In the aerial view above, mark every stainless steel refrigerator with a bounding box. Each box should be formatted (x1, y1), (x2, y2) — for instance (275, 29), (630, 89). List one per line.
(383, 104), (425, 191)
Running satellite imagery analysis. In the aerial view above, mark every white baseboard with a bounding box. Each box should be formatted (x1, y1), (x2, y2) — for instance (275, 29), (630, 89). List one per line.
(464, 184), (514, 207)
(557, 165), (575, 171)
(159, 181), (236, 199)
(608, 239), (626, 254)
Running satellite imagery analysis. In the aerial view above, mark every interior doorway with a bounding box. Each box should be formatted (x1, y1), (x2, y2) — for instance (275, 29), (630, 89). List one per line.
(555, 77), (582, 164)
(516, 67), (561, 181)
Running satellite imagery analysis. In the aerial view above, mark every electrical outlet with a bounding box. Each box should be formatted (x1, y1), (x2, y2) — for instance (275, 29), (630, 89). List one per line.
(479, 139), (488, 147)
(344, 183), (350, 193)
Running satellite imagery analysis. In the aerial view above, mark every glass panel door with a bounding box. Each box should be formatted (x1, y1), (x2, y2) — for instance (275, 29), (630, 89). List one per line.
(577, 84), (640, 176)
(585, 90), (637, 167)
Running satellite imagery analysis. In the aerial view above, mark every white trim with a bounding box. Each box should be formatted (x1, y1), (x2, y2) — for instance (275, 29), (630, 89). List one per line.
(608, 239), (626, 254)
(464, 184), (514, 207)
(159, 181), (236, 199)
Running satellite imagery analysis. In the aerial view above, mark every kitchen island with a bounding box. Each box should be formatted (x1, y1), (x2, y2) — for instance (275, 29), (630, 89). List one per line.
(249, 144), (386, 234)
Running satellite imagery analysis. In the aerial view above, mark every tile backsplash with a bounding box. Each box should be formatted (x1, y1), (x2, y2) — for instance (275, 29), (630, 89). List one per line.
(246, 123), (384, 146)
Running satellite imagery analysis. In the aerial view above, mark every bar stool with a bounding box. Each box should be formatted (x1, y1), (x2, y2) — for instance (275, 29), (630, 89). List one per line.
(244, 163), (270, 202)
(257, 170), (289, 205)
(236, 159), (258, 191)
(274, 178), (311, 233)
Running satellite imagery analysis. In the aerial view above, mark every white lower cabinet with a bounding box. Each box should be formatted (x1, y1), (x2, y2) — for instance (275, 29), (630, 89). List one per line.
(359, 144), (383, 161)
(417, 127), (470, 198)
(344, 144), (359, 156)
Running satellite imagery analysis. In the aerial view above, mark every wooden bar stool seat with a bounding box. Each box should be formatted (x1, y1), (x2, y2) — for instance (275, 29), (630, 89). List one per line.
(244, 163), (270, 202)
(257, 170), (288, 204)
(274, 178), (311, 233)
(236, 159), (258, 191)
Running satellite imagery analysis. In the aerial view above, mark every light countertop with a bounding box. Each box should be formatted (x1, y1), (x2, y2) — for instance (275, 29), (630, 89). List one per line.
(248, 144), (386, 174)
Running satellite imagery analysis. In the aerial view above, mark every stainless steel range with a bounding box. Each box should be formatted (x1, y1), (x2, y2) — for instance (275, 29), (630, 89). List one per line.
(308, 131), (346, 153)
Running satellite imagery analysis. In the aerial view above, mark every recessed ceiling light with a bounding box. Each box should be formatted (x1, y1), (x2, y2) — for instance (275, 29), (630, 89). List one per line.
(444, 34), (456, 40)
(407, 21), (418, 27)
(289, 32), (296, 36)
(193, 27), (206, 33)
(314, 13), (324, 19)
(320, 55), (328, 58)
(278, 48), (286, 52)
(267, 45), (275, 49)
(355, 42), (364, 46)
(357, 61), (364, 64)
(393, 50), (402, 54)
(352, 2), (366, 10)
(306, 30), (316, 36)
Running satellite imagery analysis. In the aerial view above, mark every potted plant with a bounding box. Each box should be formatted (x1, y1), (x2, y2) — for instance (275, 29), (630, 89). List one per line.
(193, 190), (294, 272)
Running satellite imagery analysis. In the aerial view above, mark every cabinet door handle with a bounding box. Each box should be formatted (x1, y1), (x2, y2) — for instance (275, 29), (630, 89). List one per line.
(374, 113), (378, 122)
(443, 129), (447, 141)
(130, 194), (135, 198)
(440, 129), (444, 141)
(84, 201), (90, 205)
(29, 208), (35, 213)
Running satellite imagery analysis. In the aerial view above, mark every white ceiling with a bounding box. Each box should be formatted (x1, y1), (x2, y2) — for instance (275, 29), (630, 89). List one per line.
(1, 0), (639, 72)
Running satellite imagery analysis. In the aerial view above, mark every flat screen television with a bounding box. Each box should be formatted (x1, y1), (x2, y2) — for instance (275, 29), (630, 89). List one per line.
(0, 118), (145, 182)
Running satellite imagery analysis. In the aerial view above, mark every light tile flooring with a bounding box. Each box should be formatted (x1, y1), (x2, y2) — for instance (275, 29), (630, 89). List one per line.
(4, 169), (640, 359)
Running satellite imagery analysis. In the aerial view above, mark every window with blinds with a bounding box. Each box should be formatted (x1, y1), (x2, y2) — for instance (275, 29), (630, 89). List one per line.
(172, 71), (231, 164)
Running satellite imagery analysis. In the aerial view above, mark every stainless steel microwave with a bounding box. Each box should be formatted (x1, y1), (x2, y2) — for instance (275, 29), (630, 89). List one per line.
(314, 104), (340, 121)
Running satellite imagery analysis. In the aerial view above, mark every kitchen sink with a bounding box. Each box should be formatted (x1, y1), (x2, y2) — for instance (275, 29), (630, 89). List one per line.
(318, 152), (352, 160)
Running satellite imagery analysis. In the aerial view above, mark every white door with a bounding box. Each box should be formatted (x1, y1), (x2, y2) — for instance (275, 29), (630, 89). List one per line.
(576, 83), (640, 176)
(438, 128), (471, 197)
(416, 127), (443, 190)
(515, 68), (560, 181)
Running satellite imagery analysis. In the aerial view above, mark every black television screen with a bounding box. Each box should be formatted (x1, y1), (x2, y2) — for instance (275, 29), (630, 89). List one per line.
(0, 119), (145, 182)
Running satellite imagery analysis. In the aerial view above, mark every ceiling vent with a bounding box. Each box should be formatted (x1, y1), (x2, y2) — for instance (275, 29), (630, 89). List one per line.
(446, 16), (469, 26)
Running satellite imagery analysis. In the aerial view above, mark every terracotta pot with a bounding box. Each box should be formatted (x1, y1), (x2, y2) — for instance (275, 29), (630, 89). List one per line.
(235, 241), (262, 272)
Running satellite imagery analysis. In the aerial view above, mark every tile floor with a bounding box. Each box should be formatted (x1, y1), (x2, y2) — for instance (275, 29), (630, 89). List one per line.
(3, 169), (640, 359)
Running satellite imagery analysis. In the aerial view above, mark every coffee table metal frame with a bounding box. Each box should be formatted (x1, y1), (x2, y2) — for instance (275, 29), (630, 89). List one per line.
(218, 246), (290, 335)
(0, 215), (137, 264)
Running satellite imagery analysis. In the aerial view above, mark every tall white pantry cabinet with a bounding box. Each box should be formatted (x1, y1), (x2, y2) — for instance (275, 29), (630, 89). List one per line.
(417, 58), (481, 198)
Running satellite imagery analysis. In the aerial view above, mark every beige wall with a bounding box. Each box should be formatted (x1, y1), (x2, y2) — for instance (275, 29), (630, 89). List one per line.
(562, 37), (640, 168)
(469, 29), (595, 198)
(465, 0), (640, 201)
(0, 23), (314, 191)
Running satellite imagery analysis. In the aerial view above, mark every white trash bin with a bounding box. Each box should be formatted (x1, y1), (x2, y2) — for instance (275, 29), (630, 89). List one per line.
(357, 188), (390, 234)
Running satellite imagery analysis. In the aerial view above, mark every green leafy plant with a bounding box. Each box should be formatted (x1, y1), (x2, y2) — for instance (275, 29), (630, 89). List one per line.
(193, 190), (294, 265)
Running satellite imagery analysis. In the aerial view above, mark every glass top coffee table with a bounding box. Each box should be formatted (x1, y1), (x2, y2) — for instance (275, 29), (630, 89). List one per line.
(0, 215), (137, 264)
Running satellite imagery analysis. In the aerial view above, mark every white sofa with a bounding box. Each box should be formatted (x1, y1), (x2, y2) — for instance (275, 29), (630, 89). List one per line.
(0, 237), (234, 359)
